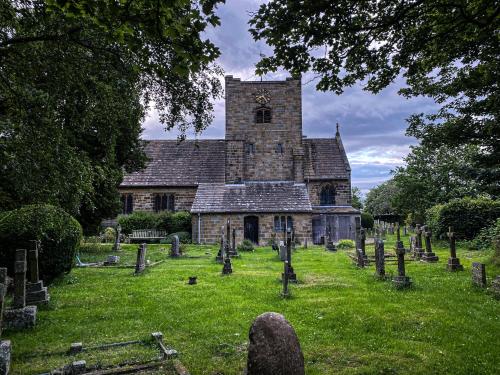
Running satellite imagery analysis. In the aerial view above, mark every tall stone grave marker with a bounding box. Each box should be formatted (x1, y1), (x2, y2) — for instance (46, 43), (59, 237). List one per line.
(134, 244), (147, 274)
(446, 227), (464, 271)
(222, 257), (233, 275)
(216, 227), (225, 263)
(471, 263), (486, 288)
(0, 274), (12, 375)
(170, 235), (180, 258)
(325, 223), (336, 251)
(421, 227), (439, 262)
(112, 224), (121, 252)
(247, 312), (304, 375)
(282, 228), (297, 282)
(392, 244), (412, 288)
(374, 240), (385, 279)
(413, 224), (425, 259)
(356, 248), (365, 268)
(26, 241), (50, 305)
(281, 261), (289, 297)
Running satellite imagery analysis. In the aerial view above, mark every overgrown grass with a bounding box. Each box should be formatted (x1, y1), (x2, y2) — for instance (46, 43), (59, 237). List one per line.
(4, 234), (499, 374)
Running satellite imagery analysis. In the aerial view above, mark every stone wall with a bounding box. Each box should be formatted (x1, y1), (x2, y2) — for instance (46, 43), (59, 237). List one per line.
(118, 188), (197, 212)
(307, 180), (351, 206)
(225, 76), (304, 182)
(225, 140), (245, 183)
(192, 213), (312, 246)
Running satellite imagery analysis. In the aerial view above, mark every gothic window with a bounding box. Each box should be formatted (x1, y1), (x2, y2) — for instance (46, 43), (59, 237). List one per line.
(255, 106), (271, 123)
(154, 193), (175, 212)
(276, 143), (284, 154)
(121, 194), (133, 214)
(320, 185), (336, 206)
(274, 215), (293, 232)
(246, 143), (255, 154)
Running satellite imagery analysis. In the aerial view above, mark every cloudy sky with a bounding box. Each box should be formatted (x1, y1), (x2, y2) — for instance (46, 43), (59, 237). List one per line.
(142, 0), (437, 195)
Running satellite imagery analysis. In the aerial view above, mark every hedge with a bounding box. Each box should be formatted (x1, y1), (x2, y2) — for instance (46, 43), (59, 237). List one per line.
(117, 211), (192, 235)
(0, 204), (82, 283)
(425, 197), (500, 240)
(361, 212), (374, 229)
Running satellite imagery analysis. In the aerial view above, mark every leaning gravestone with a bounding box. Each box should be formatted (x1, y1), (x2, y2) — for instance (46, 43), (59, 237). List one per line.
(170, 235), (180, 258)
(134, 244), (147, 274)
(421, 228), (439, 262)
(392, 244), (412, 289)
(374, 240), (385, 279)
(446, 227), (463, 271)
(3, 250), (37, 330)
(26, 241), (50, 305)
(247, 312), (304, 375)
(472, 262), (486, 288)
(0, 271), (12, 375)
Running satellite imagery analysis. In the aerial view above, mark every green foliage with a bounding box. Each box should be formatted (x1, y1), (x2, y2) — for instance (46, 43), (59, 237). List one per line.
(237, 239), (255, 252)
(425, 198), (500, 240)
(336, 239), (355, 250)
(364, 179), (400, 217)
(0, 204), (82, 283)
(351, 187), (363, 210)
(361, 212), (374, 229)
(164, 231), (192, 244)
(117, 211), (192, 235)
(102, 227), (116, 243)
(470, 219), (500, 251)
(78, 242), (111, 255)
(250, 1), (499, 196)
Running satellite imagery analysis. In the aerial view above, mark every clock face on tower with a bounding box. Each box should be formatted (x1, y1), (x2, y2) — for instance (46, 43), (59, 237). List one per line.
(254, 89), (271, 105)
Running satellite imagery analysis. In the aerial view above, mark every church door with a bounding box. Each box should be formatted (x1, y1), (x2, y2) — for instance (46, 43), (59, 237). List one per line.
(244, 216), (259, 244)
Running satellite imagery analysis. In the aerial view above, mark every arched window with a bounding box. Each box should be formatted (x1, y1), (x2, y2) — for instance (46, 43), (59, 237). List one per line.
(255, 106), (271, 123)
(320, 186), (336, 206)
(121, 194), (134, 214)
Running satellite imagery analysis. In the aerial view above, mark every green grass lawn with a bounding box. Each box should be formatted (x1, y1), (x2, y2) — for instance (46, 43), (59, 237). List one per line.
(4, 234), (500, 374)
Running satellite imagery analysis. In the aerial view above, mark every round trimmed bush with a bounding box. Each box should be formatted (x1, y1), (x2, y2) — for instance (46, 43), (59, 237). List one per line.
(361, 212), (374, 229)
(237, 239), (255, 252)
(337, 239), (355, 249)
(0, 204), (82, 284)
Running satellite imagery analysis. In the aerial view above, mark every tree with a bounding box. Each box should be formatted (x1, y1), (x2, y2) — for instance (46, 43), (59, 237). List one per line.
(0, 1), (223, 232)
(351, 187), (363, 210)
(250, 1), (499, 195)
(364, 179), (400, 217)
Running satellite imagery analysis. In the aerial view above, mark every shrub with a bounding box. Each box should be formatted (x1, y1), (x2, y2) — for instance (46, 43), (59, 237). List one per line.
(0, 204), (82, 283)
(425, 197), (500, 240)
(117, 211), (160, 234)
(361, 212), (374, 229)
(170, 211), (192, 233)
(102, 227), (116, 243)
(163, 231), (191, 244)
(79, 242), (112, 254)
(337, 239), (355, 249)
(237, 239), (254, 252)
(470, 218), (500, 251)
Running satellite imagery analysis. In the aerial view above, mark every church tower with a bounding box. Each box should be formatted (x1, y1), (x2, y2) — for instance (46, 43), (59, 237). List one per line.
(224, 76), (304, 183)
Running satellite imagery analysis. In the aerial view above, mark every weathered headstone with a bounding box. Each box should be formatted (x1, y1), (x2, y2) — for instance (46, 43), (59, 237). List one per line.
(134, 244), (147, 274)
(421, 228), (439, 262)
(446, 227), (463, 271)
(356, 248), (365, 268)
(216, 227), (225, 263)
(279, 245), (287, 261)
(0, 274), (12, 375)
(491, 276), (500, 299)
(170, 235), (180, 257)
(392, 244), (412, 288)
(282, 229), (297, 282)
(112, 224), (122, 252)
(222, 257), (233, 275)
(4, 250), (37, 330)
(281, 261), (289, 297)
(472, 262), (486, 288)
(247, 312), (304, 375)
(374, 239), (385, 279)
(324, 223), (336, 251)
(26, 241), (50, 305)
(413, 224), (425, 259)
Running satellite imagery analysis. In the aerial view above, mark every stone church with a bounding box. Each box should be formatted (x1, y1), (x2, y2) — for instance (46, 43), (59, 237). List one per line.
(119, 76), (360, 245)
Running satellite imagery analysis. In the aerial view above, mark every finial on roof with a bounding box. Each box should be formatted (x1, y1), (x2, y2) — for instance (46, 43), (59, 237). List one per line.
(336, 122), (340, 137)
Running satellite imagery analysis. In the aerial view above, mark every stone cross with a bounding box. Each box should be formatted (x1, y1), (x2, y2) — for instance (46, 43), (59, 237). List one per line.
(446, 227), (463, 271)
(413, 224), (424, 259)
(26, 241), (49, 305)
(13, 249), (27, 309)
(112, 224), (121, 252)
(392, 244), (412, 288)
(325, 223), (336, 251)
(421, 228), (439, 262)
(284, 228), (297, 282)
(472, 262), (486, 288)
(134, 243), (147, 274)
(170, 235), (180, 257)
(374, 239), (385, 279)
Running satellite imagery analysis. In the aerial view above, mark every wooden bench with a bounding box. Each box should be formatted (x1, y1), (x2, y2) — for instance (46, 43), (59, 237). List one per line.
(129, 229), (167, 242)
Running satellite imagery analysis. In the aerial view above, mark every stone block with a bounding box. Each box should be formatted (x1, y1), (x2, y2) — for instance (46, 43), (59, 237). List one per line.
(472, 262), (486, 288)
(447, 257), (464, 272)
(0, 340), (11, 375)
(70, 342), (83, 354)
(3, 305), (37, 330)
(392, 275), (412, 289)
(420, 252), (439, 263)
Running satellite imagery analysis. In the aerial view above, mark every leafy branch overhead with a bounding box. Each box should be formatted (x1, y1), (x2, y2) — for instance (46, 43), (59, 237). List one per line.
(250, 0), (499, 196)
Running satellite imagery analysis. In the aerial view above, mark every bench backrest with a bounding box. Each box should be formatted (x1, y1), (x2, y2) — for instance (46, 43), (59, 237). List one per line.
(131, 229), (166, 238)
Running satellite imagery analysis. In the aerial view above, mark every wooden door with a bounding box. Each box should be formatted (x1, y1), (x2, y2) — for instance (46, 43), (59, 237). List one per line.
(244, 216), (259, 244)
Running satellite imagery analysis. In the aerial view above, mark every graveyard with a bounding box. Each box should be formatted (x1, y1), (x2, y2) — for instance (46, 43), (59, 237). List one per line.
(2, 233), (499, 374)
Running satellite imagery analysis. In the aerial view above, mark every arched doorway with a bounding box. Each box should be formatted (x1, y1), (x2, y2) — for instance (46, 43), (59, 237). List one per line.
(244, 216), (259, 244)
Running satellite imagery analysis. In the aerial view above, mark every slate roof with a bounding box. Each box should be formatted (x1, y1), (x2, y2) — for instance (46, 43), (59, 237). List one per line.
(191, 182), (313, 213)
(303, 138), (350, 180)
(120, 140), (226, 187)
(312, 206), (361, 214)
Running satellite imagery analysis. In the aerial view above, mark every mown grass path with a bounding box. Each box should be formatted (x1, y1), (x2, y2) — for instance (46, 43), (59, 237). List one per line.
(5, 235), (500, 374)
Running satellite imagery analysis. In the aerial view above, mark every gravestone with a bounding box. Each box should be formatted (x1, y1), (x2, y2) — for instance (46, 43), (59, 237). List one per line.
(4, 250), (37, 330)
(222, 257), (233, 275)
(324, 224), (336, 251)
(104, 255), (120, 266)
(281, 261), (289, 297)
(491, 276), (500, 299)
(26, 241), (50, 305)
(392, 244), (412, 288)
(279, 245), (287, 261)
(216, 228), (225, 263)
(134, 244), (147, 274)
(170, 235), (180, 257)
(421, 228), (439, 262)
(282, 229), (297, 283)
(446, 227), (464, 271)
(472, 262), (486, 288)
(374, 240), (385, 279)
(247, 312), (304, 375)
(0, 274), (12, 375)
(413, 224), (425, 259)
(356, 248), (365, 268)
(112, 224), (121, 252)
